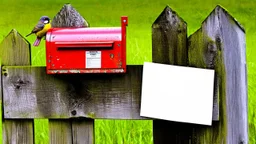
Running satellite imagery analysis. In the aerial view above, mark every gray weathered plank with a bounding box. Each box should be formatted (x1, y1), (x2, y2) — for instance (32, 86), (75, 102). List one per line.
(2, 120), (34, 144)
(0, 29), (34, 144)
(49, 120), (72, 144)
(2, 65), (145, 119)
(151, 6), (189, 144)
(187, 5), (248, 144)
(72, 118), (94, 144)
(50, 4), (93, 144)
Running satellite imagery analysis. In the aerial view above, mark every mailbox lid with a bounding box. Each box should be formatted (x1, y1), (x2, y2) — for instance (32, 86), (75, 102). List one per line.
(46, 27), (122, 43)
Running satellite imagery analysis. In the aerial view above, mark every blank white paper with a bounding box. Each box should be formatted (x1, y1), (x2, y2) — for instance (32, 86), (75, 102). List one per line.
(140, 62), (215, 125)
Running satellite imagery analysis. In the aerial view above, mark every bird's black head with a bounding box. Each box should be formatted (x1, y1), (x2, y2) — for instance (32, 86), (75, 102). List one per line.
(40, 16), (50, 24)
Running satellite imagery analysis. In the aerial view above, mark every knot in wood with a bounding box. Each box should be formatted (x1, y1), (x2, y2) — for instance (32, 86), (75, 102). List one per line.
(166, 10), (178, 27)
(207, 42), (217, 53)
(17, 79), (25, 84)
(215, 36), (222, 51)
(14, 78), (29, 90)
(71, 110), (77, 115)
(205, 41), (218, 69)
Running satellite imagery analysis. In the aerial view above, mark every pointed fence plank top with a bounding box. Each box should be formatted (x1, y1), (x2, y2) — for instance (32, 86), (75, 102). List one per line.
(0, 29), (31, 66)
(0, 29), (34, 144)
(152, 6), (187, 66)
(51, 3), (89, 28)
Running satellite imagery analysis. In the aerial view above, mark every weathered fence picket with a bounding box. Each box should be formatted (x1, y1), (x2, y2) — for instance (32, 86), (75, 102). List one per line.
(49, 4), (93, 143)
(0, 4), (248, 144)
(151, 6), (189, 144)
(0, 29), (33, 144)
(71, 118), (94, 144)
(49, 120), (72, 144)
(188, 5), (247, 144)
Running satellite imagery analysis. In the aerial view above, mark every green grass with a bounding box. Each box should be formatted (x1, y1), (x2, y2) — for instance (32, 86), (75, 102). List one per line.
(0, 0), (255, 143)
(95, 120), (153, 144)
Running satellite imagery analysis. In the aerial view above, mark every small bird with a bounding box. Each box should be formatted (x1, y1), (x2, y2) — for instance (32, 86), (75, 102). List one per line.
(26, 16), (51, 46)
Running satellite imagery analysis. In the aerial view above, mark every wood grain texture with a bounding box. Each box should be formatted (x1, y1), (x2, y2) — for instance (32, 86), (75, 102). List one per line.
(49, 120), (72, 144)
(189, 5), (247, 144)
(2, 65), (144, 119)
(71, 118), (94, 144)
(152, 5), (248, 144)
(0, 29), (34, 144)
(188, 5), (247, 144)
(50, 4), (92, 144)
(2, 120), (34, 144)
(152, 6), (189, 144)
(152, 6), (187, 66)
(0, 29), (31, 66)
(157, 5), (247, 144)
(51, 3), (89, 28)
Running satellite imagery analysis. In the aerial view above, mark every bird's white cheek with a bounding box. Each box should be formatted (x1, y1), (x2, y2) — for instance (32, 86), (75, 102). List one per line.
(44, 20), (49, 24)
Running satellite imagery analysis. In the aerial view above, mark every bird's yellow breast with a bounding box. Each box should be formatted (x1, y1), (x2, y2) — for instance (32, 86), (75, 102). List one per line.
(36, 23), (51, 38)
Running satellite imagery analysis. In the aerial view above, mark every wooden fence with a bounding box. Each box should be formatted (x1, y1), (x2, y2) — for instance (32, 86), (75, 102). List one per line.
(0, 4), (248, 144)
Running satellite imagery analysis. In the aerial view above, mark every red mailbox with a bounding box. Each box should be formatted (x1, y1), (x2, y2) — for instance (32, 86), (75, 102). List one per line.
(45, 16), (128, 74)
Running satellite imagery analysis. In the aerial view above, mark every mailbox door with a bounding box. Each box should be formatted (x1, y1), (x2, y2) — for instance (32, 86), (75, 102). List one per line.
(46, 39), (126, 73)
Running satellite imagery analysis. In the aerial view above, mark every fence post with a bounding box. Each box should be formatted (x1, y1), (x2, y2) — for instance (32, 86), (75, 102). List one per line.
(0, 29), (33, 144)
(188, 5), (247, 143)
(48, 4), (94, 144)
(152, 6), (189, 143)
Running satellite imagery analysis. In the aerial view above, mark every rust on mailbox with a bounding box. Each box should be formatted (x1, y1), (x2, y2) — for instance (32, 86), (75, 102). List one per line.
(45, 16), (128, 74)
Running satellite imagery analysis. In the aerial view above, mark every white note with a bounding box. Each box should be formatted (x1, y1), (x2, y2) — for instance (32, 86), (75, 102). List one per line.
(140, 62), (215, 125)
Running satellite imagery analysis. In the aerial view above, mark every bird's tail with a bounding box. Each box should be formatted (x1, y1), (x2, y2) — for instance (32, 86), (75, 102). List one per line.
(33, 38), (41, 47)
(26, 33), (33, 37)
